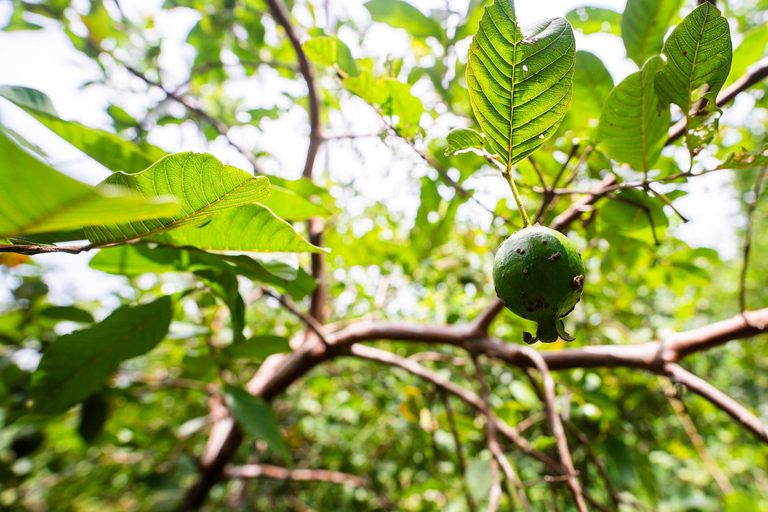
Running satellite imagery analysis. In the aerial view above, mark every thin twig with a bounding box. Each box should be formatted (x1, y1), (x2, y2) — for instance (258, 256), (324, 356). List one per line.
(739, 166), (767, 312)
(263, 0), (321, 178)
(471, 356), (531, 511)
(259, 287), (327, 345)
(515, 346), (587, 512)
(658, 376), (734, 494)
(606, 192), (661, 245)
(663, 363), (768, 443)
(440, 390), (477, 512)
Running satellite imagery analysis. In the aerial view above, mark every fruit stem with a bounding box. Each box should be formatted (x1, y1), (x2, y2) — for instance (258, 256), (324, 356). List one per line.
(503, 169), (532, 227)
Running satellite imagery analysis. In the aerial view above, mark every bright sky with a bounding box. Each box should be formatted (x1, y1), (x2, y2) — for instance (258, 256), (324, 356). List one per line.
(0, 0), (744, 307)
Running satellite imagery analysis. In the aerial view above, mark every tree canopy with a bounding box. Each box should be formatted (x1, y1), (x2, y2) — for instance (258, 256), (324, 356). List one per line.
(1, 0), (768, 510)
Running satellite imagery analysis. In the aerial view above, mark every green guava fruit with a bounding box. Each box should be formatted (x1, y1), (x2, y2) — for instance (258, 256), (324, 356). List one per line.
(493, 225), (585, 344)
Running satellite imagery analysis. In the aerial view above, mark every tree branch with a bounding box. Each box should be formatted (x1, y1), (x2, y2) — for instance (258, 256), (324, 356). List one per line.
(263, 0), (321, 179)
(662, 363), (768, 444)
(515, 346), (587, 512)
(225, 463), (366, 487)
(471, 356), (532, 511)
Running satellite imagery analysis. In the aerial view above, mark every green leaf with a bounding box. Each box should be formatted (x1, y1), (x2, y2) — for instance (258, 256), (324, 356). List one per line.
(373, 78), (424, 138)
(0, 130), (179, 238)
(224, 385), (291, 461)
(83, 153), (269, 246)
(727, 27), (768, 87)
(195, 270), (245, 343)
(0, 85), (164, 174)
(598, 56), (670, 173)
(621, 0), (683, 67)
(572, 51), (614, 123)
(445, 127), (485, 156)
(40, 306), (94, 324)
(78, 393), (109, 444)
(566, 7), (621, 36)
(89, 244), (316, 300)
(714, 145), (768, 170)
(724, 492), (761, 512)
(31, 296), (173, 414)
(262, 185), (330, 221)
(598, 189), (669, 245)
(655, 3), (732, 152)
(364, 0), (443, 40)
(0, 84), (57, 115)
(467, 1), (576, 170)
(147, 203), (326, 253)
(302, 36), (359, 77)
(222, 335), (291, 360)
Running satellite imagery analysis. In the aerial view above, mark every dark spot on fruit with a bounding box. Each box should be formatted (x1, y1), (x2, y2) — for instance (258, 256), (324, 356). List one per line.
(542, 240), (547, 244)
(523, 269), (529, 274)
(502, 273), (505, 278)
(578, 250), (582, 257)
(516, 248), (522, 254)
(683, 51), (688, 56)
(548, 252), (562, 263)
(526, 307), (534, 312)
(553, 307), (558, 313)
(572, 274), (584, 291)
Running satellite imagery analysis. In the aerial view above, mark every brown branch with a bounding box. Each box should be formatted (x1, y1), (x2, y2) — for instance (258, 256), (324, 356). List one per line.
(348, 344), (559, 469)
(471, 356), (532, 511)
(121, 65), (263, 173)
(516, 346), (587, 512)
(264, 0), (321, 179)
(740, 166), (767, 312)
(225, 463), (366, 487)
(663, 363), (768, 444)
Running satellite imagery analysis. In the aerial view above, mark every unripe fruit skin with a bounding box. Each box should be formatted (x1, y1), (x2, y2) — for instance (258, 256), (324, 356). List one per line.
(493, 226), (585, 343)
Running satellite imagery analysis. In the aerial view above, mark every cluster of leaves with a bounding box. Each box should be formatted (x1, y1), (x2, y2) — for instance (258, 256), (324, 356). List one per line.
(1, 0), (768, 510)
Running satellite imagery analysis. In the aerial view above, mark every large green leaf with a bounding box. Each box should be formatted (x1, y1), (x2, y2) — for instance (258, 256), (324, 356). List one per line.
(83, 152), (269, 246)
(597, 56), (670, 173)
(147, 204), (327, 254)
(571, 51), (614, 124)
(655, 3), (732, 152)
(621, 0), (683, 67)
(466, 0), (575, 169)
(364, 0), (443, 40)
(224, 385), (291, 461)
(566, 7), (621, 36)
(0, 130), (178, 238)
(31, 296), (173, 414)
(0, 85), (164, 174)
(89, 244), (317, 300)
